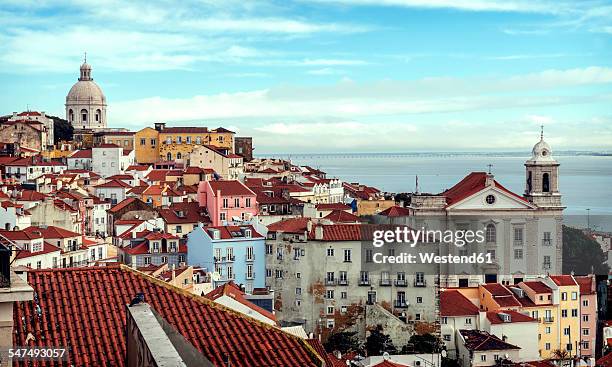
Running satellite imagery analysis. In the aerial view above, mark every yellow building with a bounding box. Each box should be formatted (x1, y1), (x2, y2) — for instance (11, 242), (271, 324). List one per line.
(134, 123), (234, 164)
(478, 275), (581, 360)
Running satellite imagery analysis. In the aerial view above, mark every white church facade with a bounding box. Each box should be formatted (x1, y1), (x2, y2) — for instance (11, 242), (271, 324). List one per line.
(397, 130), (565, 286)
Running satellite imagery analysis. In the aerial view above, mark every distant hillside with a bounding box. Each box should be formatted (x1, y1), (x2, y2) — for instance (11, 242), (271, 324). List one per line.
(563, 225), (609, 275)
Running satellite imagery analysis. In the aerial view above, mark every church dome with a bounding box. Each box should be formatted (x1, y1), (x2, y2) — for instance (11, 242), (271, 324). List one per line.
(66, 80), (106, 104)
(66, 60), (106, 104)
(527, 128), (556, 164)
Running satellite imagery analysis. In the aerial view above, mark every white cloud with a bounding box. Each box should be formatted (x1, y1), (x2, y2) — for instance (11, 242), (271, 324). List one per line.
(307, 68), (345, 75)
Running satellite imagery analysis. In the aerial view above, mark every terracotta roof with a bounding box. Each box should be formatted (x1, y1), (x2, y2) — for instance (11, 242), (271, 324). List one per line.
(126, 164), (150, 171)
(108, 197), (138, 213)
(208, 180), (255, 197)
(315, 203), (351, 211)
(486, 310), (537, 324)
(481, 283), (522, 307)
(378, 205), (410, 217)
(442, 172), (529, 206)
(440, 290), (479, 316)
(324, 210), (360, 223)
(13, 265), (322, 367)
(372, 361), (409, 367)
(107, 174), (134, 180)
(17, 190), (47, 201)
(597, 352), (612, 366)
(268, 218), (310, 234)
(459, 329), (520, 351)
(575, 275), (596, 295)
(161, 126), (209, 133)
(24, 225), (81, 239)
(0, 229), (43, 241)
(213, 127), (235, 133)
(95, 179), (132, 189)
(146, 169), (182, 182)
(158, 202), (210, 225)
(69, 149), (92, 159)
(205, 281), (276, 322)
(549, 275), (578, 286)
(521, 281), (552, 294)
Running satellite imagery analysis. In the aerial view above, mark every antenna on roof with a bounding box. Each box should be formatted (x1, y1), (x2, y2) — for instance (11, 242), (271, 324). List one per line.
(84, 51), (87, 63)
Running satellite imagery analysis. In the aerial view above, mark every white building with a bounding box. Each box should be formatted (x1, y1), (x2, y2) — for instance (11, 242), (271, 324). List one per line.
(0, 201), (31, 230)
(92, 144), (123, 177)
(67, 149), (92, 171)
(65, 58), (107, 130)
(94, 179), (131, 205)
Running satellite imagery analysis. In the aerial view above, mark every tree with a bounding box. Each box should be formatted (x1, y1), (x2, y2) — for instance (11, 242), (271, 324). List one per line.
(365, 325), (397, 356)
(401, 333), (441, 354)
(562, 225), (609, 275)
(51, 116), (73, 144)
(324, 331), (360, 354)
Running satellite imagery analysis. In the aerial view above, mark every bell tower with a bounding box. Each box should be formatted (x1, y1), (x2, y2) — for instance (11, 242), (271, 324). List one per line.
(524, 126), (562, 208)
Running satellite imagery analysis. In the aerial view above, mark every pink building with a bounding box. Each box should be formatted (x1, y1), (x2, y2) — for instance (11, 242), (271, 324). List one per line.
(197, 180), (257, 226)
(576, 275), (597, 358)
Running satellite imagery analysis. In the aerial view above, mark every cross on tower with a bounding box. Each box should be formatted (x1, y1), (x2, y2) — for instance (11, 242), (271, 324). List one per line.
(540, 124), (544, 140)
(84, 52), (87, 63)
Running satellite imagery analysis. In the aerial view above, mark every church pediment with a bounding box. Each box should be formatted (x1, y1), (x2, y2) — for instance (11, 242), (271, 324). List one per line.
(447, 186), (535, 210)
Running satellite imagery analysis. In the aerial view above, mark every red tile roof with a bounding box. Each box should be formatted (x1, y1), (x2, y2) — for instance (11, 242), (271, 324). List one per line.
(146, 169), (182, 182)
(486, 310), (537, 324)
(460, 329), (520, 351)
(521, 281), (552, 294)
(205, 281), (276, 322)
(268, 218), (310, 234)
(316, 203), (351, 211)
(108, 197), (138, 213)
(324, 210), (360, 223)
(372, 361), (409, 367)
(161, 126), (210, 133)
(95, 179), (132, 189)
(126, 164), (150, 171)
(443, 172), (529, 206)
(378, 205), (410, 217)
(440, 290), (479, 316)
(208, 180), (255, 197)
(13, 265), (323, 367)
(24, 225), (81, 239)
(597, 352), (612, 366)
(14, 241), (61, 260)
(158, 202), (210, 224)
(482, 283), (522, 307)
(575, 275), (596, 295)
(205, 225), (263, 240)
(550, 275), (578, 286)
(69, 149), (92, 158)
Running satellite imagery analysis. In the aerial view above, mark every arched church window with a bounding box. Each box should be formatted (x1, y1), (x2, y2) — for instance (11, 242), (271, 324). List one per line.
(81, 109), (88, 123)
(485, 223), (496, 243)
(176, 152), (182, 160)
(542, 173), (550, 193)
(69, 109), (74, 122)
(166, 152), (172, 161)
(95, 109), (101, 122)
(527, 171), (532, 192)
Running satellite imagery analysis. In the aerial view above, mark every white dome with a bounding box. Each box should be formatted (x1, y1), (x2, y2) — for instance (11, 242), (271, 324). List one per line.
(527, 136), (556, 164)
(66, 80), (106, 104)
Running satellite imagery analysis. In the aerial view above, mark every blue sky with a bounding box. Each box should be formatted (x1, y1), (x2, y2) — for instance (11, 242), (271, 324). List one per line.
(1, 0), (611, 153)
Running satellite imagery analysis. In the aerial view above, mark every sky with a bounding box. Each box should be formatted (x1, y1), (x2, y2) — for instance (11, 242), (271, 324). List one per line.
(0, 0), (611, 153)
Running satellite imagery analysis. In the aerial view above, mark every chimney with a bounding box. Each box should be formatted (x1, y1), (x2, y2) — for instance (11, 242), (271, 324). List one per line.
(0, 244), (34, 351)
(485, 173), (495, 187)
(314, 225), (324, 240)
(154, 122), (166, 132)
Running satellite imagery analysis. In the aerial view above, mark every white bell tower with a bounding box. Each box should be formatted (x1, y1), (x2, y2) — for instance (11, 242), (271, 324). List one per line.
(524, 126), (562, 208)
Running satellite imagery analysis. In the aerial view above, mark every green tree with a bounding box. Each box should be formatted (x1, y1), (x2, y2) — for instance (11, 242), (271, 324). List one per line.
(562, 225), (609, 275)
(365, 326), (397, 356)
(324, 331), (360, 354)
(401, 333), (441, 354)
(51, 116), (73, 144)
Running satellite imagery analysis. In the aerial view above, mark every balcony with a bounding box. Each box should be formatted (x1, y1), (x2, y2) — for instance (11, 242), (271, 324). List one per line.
(414, 279), (426, 287)
(542, 316), (554, 323)
(379, 279), (392, 287)
(245, 272), (255, 280)
(542, 239), (552, 246)
(394, 279), (408, 287)
(338, 279), (349, 286)
(325, 279), (336, 286)
(394, 300), (409, 308)
(513, 240), (524, 246)
(358, 279), (371, 286)
(543, 263), (551, 270)
(245, 254), (255, 262)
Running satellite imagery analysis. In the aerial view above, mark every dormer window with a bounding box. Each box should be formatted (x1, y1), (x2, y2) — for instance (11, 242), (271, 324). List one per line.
(245, 229), (252, 238)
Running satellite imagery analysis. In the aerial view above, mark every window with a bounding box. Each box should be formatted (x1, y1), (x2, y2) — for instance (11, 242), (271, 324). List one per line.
(545, 343), (551, 351)
(227, 266), (233, 279)
(140, 138), (146, 145)
(326, 248), (334, 257)
(572, 309), (578, 317)
(543, 173), (550, 192)
(514, 227), (523, 245)
(465, 318), (472, 324)
(223, 198), (229, 208)
(583, 328), (589, 336)
(583, 315), (589, 322)
(220, 212), (226, 221)
(341, 291), (347, 299)
(480, 355), (486, 362)
(245, 198), (251, 207)
(583, 299), (589, 307)
(441, 317), (448, 324)
(443, 334), (451, 341)
(176, 152), (182, 160)
(265, 244), (273, 255)
(514, 249), (523, 259)
(485, 194), (495, 204)
(176, 226), (182, 234)
(326, 290), (334, 299)
(196, 136), (201, 144)
(327, 306), (334, 315)
(177, 136), (182, 144)
(246, 247), (254, 261)
(365, 249), (373, 263)
(545, 327), (551, 334)
(571, 292), (578, 300)
(186, 136), (191, 144)
(36, 261), (42, 269)
(81, 109), (88, 122)
(266, 268), (272, 277)
(144, 257), (151, 265)
(562, 292), (567, 301)
(151, 138), (156, 147)
(166, 137), (172, 144)
(246, 264), (254, 279)
(563, 327), (570, 335)
(562, 309), (567, 318)
(161, 256), (167, 263)
(343, 249), (351, 262)
(296, 272), (301, 279)
(416, 297), (422, 303)
(296, 287), (302, 295)
(166, 152), (172, 161)
(485, 224), (496, 243)
(543, 231), (552, 246)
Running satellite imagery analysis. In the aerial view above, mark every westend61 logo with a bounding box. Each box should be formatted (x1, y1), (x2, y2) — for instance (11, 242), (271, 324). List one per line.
(368, 226), (493, 265)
